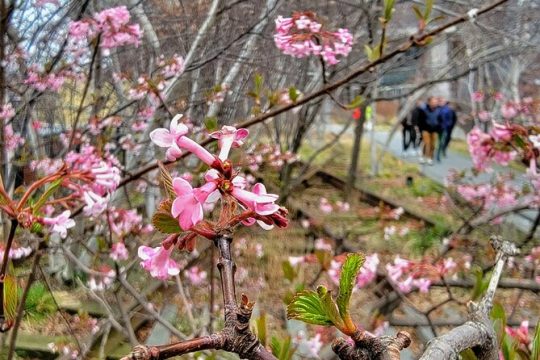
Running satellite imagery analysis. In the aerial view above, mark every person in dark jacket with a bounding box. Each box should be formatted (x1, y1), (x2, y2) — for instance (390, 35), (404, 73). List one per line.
(402, 101), (424, 156)
(418, 96), (440, 165)
(436, 97), (457, 162)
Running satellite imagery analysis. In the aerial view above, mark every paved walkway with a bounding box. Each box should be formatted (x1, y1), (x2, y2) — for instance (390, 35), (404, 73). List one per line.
(372, 130), (535, 233)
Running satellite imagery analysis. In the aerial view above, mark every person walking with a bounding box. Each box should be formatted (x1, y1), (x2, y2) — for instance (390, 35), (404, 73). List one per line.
(402, 101), (424, 157)
(418, 96), (440, 165)
(436, 97), (457, 162)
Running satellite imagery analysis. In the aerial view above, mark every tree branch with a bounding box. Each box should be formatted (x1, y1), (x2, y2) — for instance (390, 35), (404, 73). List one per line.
(419, 236), (519, 360)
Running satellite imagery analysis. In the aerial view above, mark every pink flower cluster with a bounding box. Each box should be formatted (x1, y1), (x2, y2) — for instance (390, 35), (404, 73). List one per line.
(0, 244), (32, 260)
(246, 144), (298, 172)
(356, 253), (380, 288)
(467, 126), (516, 171)
(184, 266), (208, 285)
(505, 321), (530, 345)
(274, 13), (353, 65)
(386, 257), (430, 293)
(139, 115), (288, 279)
(42, 210), (76, 239)
(4, 124), (25, 151)
(457, 181), (518, 210)
(64, 145), (122, 217)
(0, 103), (15, 120)
(69, 6), (142, 50)
(24, 66), (73, 92)
(318, 197), (350, 214)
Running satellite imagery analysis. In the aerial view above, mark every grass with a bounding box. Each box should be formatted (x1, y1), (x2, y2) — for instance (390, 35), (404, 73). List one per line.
(23, 282), (56, 322)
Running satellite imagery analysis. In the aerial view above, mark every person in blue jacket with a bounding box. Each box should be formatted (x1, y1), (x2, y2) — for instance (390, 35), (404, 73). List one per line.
(436, 97), (457, 162)
(418, 96), (440, 165)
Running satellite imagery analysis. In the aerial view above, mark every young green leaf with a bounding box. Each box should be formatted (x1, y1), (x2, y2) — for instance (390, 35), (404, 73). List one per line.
(282, 260), (298, 282)
(424, 0), (433, 20)
(270, 336), (296, 360)
(254, 74), (264, 95)
(337, 253), (365, 318)
(288, 87), (299, 103)
(346, 95), (364, 110)
(383, 0), (395, 20)
(412, 5), (424, 20)
(158, 162), (176, 199)
(253, 313), (267, 347)
(31, 178), (62, 214)
(204, 116), (218, 132)
(317, 286), (346, 330)
(286, 290), (333, 326)
(152, 202), (181, 234)
(1, 263), (18, 331)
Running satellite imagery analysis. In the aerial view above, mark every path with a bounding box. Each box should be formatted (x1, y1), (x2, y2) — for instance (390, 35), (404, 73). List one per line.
(372, 130), (536, 233)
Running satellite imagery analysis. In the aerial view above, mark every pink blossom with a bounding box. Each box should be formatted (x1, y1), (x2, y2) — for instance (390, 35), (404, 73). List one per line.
(490, 123), (512, 142)
(231, 183), (279, 216)
(501, 103), (517, 119)
(210, 126), (249, 161)
(110, 209), (144, 236)
(110, 242), (129, 261)
(397, 276), (414, 293)
(138, 245), (180, 280)
(4, 125), (25, 151)
(69, 21), (93, 39)
(413, 278), (431, 293)
(319, 197), (333, 214)
(478, 111), (491, 122)
(42, 210), (76, 239)
(356, 253), (379, 288)
(34, 0), (60, 6)
(471, 91), (484, 102)
(288, 256), (305, 266)
(150, 114), (189, 149)
(83, 191), (109, 217)
(505, 321), (529, 345)
(467, 127), (492, 171)
(171, 177), (216, 230)
(94, 6), (142, 49)
(0, 103), (15, 120)
(184, 266), (207, 285)
(176, 135), (216, 166)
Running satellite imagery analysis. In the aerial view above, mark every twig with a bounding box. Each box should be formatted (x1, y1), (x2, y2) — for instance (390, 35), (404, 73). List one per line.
(419, 236), (519, 360)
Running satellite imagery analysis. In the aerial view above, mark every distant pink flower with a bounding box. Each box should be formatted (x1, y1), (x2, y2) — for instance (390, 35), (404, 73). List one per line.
(356, 253), (379, 288)
(471, 91), (484, 102)
(493, 92), (504, 101)
(0, 103), (15, 120)
(110, 242), (129, 261)
(478, 111), (490, 122)
(288, 256), (305, 266)
(319, 198), (333, 214)
(138, 245), (180, 279)
(210, 126), (249, 161)
(231, 183), (279, 216)
(413, 278), (431, 293)
(505, 321), (529, 345)
(397, 276), (413, 293)
(501, 103), (517, 119)
(467, 127), (492, 171)
(42, 210), (76, 239)
(184, 266), (207, 285)
(171, 177), (216, 230)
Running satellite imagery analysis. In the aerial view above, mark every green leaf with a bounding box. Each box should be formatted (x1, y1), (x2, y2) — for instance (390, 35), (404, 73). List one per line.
(254, 74), (264, 95)
(286, 290), (333, 326)
(31, 178), (62, 214)
(317, 285), (345, 329)
(2, 263), (19, 328)
(152, 202), (181, 234)
(337, 253), (365, 318)
(288, 87), (299, 103)
(253, 313), (267, 347)
(471, 266), (490, 300)
(383, 0), (395, 20)
(459, 349), (478, 360)
(158, 162), (176, 199)
(412, 5), (424, 20)
(282, 261), (297, 282)
(346, 95), (364, 110)
(270, 336), (296, 360)
(424, 0), (433, 20)
(502, 336), (517, 360)
(204, 116), (218, 132)
(532, 321), (540, 360)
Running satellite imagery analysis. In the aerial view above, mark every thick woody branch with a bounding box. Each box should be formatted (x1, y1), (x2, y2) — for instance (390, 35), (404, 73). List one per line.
(419, 236), (519, 360)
